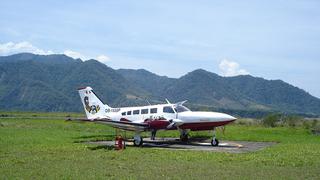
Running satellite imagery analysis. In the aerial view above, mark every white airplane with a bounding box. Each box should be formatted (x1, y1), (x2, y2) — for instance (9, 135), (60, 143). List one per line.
(77, 86), (236, 146)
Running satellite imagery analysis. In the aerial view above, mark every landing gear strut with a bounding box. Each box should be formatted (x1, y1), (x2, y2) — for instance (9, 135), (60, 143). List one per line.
(133, 134), (143, 146)
(151, 130), (157, 140)
(211, 128), (219, 146)
(179, 129), (189, 142)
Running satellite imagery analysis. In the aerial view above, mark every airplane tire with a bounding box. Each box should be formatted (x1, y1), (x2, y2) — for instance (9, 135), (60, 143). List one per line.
(180, 135), (188, 142)
(133, 137), (143, 146)
(211, 139), (219, 146)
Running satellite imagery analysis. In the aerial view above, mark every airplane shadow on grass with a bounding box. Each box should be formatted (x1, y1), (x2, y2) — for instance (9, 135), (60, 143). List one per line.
(73, 134), (121, 151)
(82, 137), (228, 151)
(73, 135), (240, 151)
(73, 134), (114, 143)
(87, 145), (114, 151)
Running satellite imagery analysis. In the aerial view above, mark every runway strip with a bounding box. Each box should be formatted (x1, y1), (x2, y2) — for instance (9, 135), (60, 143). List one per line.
(86, 138), (277, 153)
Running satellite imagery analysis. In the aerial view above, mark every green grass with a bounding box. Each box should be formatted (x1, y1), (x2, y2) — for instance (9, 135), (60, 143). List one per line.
(1, 112), (320, 179)
(0, 111), (85, 118)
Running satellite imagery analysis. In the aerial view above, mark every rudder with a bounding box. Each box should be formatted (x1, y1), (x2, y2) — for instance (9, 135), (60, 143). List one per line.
(78, 87), (109, 119)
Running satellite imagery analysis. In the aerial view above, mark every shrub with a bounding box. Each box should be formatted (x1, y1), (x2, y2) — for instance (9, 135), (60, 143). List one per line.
(262, 113), (281, 127)
(283, 115), (301, 127)
(302, 120), (311, 129)
(235, 118), (259, 126)
(311, 123), (320, 135)
(311, 119), (318, 129)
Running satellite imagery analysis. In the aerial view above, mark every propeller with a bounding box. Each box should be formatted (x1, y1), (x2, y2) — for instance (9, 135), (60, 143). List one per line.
(175, 100), (188, 106)
(166, 119), (183, 129)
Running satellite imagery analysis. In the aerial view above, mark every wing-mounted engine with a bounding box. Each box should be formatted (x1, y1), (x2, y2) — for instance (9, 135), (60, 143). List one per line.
(144, 117), (169, 130)
(144, 117), (183, 130)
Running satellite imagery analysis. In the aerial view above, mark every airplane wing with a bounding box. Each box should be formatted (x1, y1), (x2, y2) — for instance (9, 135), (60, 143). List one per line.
(66, 118), (148, 132)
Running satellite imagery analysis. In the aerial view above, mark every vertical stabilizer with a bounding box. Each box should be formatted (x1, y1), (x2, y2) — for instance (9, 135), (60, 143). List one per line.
(78, 87), (109, 119)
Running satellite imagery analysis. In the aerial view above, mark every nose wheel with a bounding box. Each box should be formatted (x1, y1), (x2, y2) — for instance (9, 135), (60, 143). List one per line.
(211, 128), (219, 146)
(211, 138), (219, 146)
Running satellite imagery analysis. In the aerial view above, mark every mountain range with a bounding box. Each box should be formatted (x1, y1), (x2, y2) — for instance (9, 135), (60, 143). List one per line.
(0, 53), (319, 117)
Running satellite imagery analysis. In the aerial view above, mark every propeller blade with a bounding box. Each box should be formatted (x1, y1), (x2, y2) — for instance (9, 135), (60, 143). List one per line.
(166, 122), (175, 129)
(166, 119), (183, 129)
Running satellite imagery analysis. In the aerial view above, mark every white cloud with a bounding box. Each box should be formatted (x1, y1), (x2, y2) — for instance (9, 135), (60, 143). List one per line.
(0, 41), (111, 64)
(0, 41), (53, 55)
(63, 50), (87, 60)
(96, 54), (110, 63)
(63, 51), (111, 63)
(219, 59), (250, 77)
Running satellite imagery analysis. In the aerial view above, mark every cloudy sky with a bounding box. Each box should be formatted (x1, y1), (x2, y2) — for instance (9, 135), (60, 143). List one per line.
(0, 0), (319, 98)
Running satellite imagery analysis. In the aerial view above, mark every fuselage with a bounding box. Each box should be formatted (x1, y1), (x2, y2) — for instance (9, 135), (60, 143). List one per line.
(78, 86), (236, 132)
(103, 103), (236, 131)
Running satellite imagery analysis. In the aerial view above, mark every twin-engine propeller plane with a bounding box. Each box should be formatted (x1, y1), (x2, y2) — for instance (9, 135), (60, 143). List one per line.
(76, 87), (236, 146)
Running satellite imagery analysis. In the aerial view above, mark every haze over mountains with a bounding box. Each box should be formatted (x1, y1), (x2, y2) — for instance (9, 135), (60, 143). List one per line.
(0, 53), (319, 117)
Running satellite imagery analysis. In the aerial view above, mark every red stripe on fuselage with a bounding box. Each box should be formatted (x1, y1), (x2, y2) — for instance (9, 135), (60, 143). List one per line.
(120, 118), (132, 122)
(179, 120), (235, 131)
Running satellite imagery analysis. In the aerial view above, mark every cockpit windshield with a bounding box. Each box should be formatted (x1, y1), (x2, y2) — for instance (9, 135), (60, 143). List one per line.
(174, 105), (190, 113)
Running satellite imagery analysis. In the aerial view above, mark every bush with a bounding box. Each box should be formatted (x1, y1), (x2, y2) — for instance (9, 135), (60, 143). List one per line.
(235, 118), (259, 126)
(283, 115), (301, 127)
(311, 124), (320, 135)
(262, 113), (281, 127)
(311, 119), (318, 129)
(302, 120), (311, 129)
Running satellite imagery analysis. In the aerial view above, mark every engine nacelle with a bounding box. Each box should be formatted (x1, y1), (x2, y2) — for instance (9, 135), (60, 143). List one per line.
(145, 119), (171, 130)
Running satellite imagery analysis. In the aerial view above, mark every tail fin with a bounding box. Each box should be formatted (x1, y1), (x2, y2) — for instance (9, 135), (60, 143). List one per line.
(78, 87), (110, 119)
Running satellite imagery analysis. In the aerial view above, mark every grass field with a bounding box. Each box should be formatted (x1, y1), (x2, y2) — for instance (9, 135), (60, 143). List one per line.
(1, 112), (320, 179)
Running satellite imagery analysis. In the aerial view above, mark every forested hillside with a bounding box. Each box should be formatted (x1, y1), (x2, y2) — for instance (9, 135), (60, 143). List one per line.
(1, 53), (319, 117)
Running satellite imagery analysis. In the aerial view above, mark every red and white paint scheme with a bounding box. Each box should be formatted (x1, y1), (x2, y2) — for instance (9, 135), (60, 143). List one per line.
(77, 87), (236, 146)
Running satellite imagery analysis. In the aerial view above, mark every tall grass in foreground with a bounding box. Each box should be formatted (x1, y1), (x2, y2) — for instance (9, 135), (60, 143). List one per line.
(0, 112), (319, 179)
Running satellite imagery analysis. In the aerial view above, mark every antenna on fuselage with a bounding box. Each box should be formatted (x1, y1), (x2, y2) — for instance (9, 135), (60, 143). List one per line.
(146, 99), (151, 105)
(165, 98), (171, 104)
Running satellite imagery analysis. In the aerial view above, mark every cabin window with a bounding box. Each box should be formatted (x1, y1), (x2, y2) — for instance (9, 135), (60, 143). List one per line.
(150, 108), (157, 114)
(163, 106), (175, 113)
(127, 111), (132, 115)
(121, 112), (126, 116)
(133, 110), (140, 115)
(141, 109), (148, 114)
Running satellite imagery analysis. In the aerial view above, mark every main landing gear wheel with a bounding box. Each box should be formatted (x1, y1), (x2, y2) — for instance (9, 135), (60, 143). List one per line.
(180, 134), (189, 142)
(179, 129), (189, 142)
(211, 128), (219, 146)
(133, 136), (143, 146)
(151, 130), (157, 140)
(211, 138), (219, 146)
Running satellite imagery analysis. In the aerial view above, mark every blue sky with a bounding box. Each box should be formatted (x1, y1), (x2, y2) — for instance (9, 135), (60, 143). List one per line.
(0, 0), (319, 98)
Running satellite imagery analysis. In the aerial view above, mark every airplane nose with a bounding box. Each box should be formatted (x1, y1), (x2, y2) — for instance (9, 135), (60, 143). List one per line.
(223, 114), (237, 121)
(178, 111), (236, 122)
(210, 112), (236, 121)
